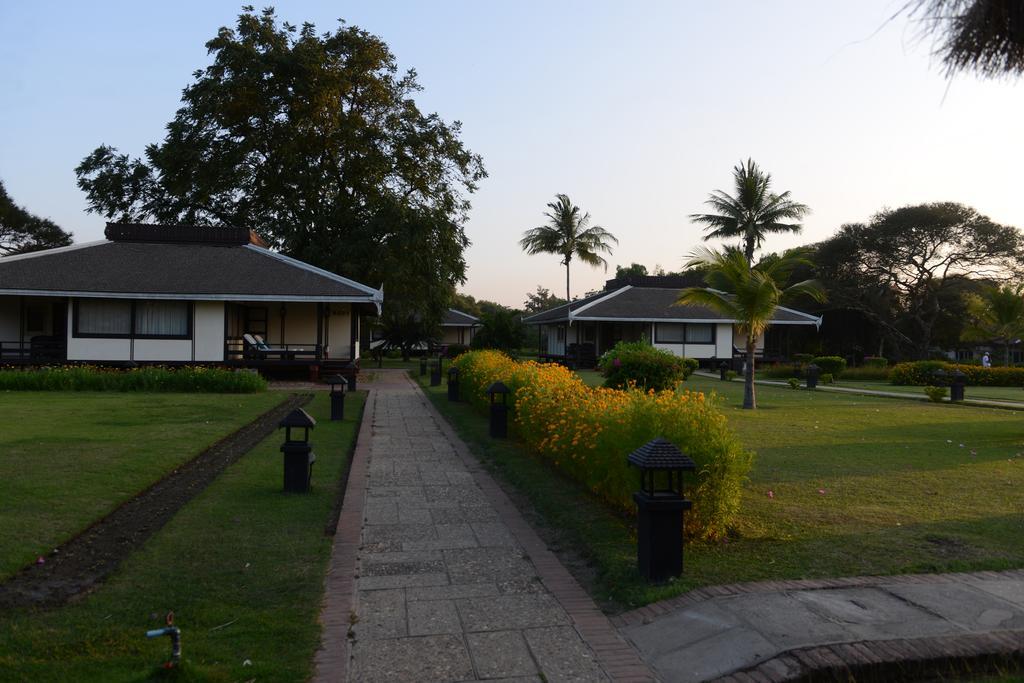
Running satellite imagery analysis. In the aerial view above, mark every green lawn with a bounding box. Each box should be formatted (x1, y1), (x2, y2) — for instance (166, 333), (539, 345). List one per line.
(0, 391), (284, 579)
(417, 371), (1024, 611)
(0, 391), (365, 682)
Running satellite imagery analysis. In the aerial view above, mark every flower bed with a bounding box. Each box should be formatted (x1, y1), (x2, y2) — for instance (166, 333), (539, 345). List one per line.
(452, 350), (753, 540)
(0, 365), (267, 393)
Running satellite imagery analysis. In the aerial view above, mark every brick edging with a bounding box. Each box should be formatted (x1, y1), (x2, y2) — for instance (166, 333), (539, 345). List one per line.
(709, 629), (1024, 683)
(311, 390), (377, 683)
(609, 569), (1024, 630)
(409, 372), (658, 683)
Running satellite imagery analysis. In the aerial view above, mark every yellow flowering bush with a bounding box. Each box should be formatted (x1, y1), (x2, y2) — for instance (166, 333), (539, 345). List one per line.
(453, 350), (753, 540)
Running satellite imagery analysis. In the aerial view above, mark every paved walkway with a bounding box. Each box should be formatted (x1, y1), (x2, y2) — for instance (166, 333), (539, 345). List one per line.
(694, 371), (1024, 410)
(316, 369), (652, 682)
(615, 570), (1024, 682)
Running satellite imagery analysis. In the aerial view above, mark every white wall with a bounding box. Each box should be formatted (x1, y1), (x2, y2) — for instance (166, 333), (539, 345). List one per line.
(716, 323), (733, 358)
(326, 304), (353, 360)
(544, 324), (566, 355)
(66, 335), (132, 361)
(133, 339), (193, 361)
(194, 301), (224, 362)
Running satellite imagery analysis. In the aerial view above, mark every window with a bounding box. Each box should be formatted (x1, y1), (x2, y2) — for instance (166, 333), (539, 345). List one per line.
(135, 301), (190, 338)
(685, 324), (714, 343)
(556, 326), (565, 342)
(655, 323), (684, 343)
(76, 300), (132, 336)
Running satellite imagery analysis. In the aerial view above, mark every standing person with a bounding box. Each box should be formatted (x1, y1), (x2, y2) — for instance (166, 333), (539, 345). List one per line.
(982, 352), (992, 368)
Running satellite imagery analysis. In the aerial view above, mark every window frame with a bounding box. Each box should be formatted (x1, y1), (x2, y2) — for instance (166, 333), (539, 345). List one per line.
(684, 322), (715, 344)
(72, 299), (193, 340)
(654, 321), (717, 345)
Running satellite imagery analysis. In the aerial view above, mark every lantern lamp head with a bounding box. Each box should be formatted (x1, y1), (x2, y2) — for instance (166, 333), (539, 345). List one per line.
(326, 374), (346, 394)
(627, 438), (696, 497)
(279, 408), (316, 443)
(486, 381), (510, 404)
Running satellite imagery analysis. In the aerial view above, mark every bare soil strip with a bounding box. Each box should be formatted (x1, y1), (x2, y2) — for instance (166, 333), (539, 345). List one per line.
(0, 393), (311, 609)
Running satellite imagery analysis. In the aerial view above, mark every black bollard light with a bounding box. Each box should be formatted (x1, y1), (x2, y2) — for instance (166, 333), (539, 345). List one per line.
(420, 356), (427, 376)
(950, 369), (966, 402)
(431, 356), (443, 387)
(719, 361), (729, 381)
(448, 365), (460, 402)
(805, 363), (820, 390)
(326, 373), (346, 421)
(343, 361), (357, 391)
(628, 438), (696, 582)
(279, 408), (316, 493)
(487, 381), (510, 438)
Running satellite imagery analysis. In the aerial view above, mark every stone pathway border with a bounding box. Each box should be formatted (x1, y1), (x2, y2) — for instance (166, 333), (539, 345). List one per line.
(312, 390), (376, 682)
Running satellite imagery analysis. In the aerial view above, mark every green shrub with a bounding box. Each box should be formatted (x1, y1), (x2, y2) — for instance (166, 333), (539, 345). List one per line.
(820, 372), (834, 384)
(924, 385), (948, 402)
(792, 353), (815, 364)
(862, 356), (888, 368)
(890, 361), (1024, 387)
(452, 350), (753, 540)
(444, 343), (469, 359)
(760, 364), (801, 379)
(725, 370), (738, 381)
(811, 356), (847, 378)
(787, 378), (801, 389)
(597, 341), (693, 391)
(0, 365), (267, 392)
(839, 366), (891, 382)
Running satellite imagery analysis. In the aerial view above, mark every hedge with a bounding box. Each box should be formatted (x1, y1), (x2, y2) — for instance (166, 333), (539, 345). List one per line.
(0, 365), (268, 393)
(811, 356), (847, 378)
(452, 350), (753, 540)
(889, 361), (1024, 387)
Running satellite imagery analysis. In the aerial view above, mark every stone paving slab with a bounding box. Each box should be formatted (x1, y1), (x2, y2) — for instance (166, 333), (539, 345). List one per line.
(621, 571), (1024, 683)
(326, 370), (646, 682)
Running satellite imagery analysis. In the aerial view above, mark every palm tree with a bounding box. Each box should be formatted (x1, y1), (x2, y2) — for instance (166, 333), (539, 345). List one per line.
(519, 194), (618, 304)
(962, 285), (1024, 366)
(689, 159), (809, 265)
(677, 247), (826, 409)
(909, 0), (1024, 78)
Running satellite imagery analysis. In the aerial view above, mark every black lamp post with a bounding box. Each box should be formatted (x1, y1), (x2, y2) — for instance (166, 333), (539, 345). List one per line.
(420, 356), (427, 376)
(627, 438), (696, 582)
(950, 369), (966, 402)
(326, 373), (346, 421)
(344, 361), (357, 391)
(487, 381), (510, 438)
(431, 355), (443, 386)
(448, 366), (460, 402)
(719, 361), (729, 381)
(279, 408), (316, 493)
(805, 363), (820, 390)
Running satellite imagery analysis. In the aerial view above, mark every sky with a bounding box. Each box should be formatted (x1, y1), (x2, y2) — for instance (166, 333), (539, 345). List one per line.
(1, 1), (1021, 308)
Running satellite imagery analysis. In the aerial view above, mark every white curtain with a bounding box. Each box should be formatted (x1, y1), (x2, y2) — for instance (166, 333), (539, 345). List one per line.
(135, 301), (189, 336)
(685, 324), (713, 343)
(656, 323), (685, 343)
(77, 300), (131, 335)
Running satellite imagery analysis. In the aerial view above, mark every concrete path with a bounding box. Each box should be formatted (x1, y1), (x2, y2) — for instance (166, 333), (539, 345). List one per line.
(316, 369), (653, 682)
(615, 570), (1024, 682)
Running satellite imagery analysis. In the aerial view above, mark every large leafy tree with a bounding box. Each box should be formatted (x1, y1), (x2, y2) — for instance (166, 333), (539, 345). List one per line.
(523, 286), (566, 314)
(910, 0), (1024, 78)
(75, 7), (485, 340)
(519, 194), (617, 304)
(0, 180), (73, 256)
(815, 203), (1023, 359)
(677, 247), (826, 409)
(962, 285), (1024, 365)
(690, 159), (809, 265)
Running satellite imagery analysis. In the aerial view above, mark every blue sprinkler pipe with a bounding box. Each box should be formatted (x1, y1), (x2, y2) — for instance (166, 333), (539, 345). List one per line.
(146, 612), (181, 668)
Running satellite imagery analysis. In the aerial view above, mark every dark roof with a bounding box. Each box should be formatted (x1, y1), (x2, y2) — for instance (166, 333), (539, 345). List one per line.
(442, 309), (480, 326)
(520, 289), (615, 324)
(0, 240), (382, 304)
(523, 286), (819, 325)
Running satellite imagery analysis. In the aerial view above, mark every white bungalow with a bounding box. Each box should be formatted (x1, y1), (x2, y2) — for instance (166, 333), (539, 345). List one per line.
(0, 223), (382, 377)
(523, 275), (821, 367)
